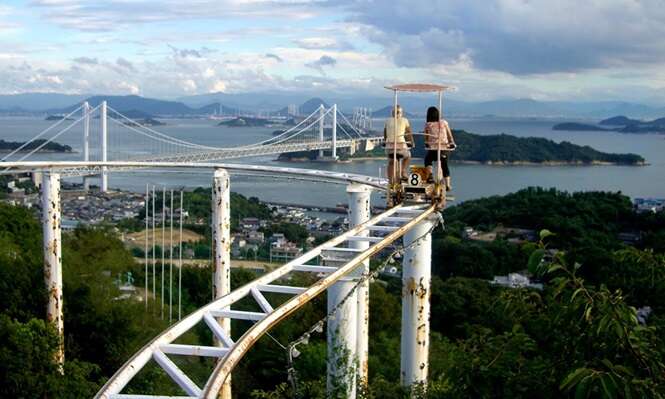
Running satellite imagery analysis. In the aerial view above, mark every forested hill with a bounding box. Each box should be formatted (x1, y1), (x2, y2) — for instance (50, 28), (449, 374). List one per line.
(447, 130), (645, 164)
(342, 129), (645, 165)
(0, 139), (72, 152)
(1, 188), (665, 397)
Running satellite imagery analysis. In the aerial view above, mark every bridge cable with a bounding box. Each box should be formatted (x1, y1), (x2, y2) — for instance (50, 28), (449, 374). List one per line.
(107, 106), (220, 150)
(234, 107), (329, 148)
(0, 104), (84, 162)
(336, 110), (366, 138)
(1, 106), (99, 173)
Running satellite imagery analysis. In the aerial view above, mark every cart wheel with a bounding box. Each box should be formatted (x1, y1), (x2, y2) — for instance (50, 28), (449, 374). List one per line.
(432, 184), (446, 209)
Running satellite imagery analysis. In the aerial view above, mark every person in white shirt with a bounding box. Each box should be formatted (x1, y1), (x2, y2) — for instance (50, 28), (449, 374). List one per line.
(383, 105), (414, 184)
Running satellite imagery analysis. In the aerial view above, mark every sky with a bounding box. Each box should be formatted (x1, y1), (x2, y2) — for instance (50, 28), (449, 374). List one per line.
(1, 0), (665, 103)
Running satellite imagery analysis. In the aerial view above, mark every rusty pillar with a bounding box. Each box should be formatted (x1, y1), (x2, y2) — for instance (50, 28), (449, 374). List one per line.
(347, 184), (371, 386)
(42, 172), (64, 369)
(212, 168), (231, 399)
(326, 276), (357, 398)
(400, 216), (435, 390)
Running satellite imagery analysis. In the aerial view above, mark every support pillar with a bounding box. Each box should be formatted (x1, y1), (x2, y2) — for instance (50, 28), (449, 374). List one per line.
(42, 172), (64, 369)
(212, 168), (231, 399)
(327, 277), (358, 398)
(347, 184), (371, 386)
(100, 101), (108, 192)
(82, 101), (91, 190)
(318, 104), (325, 159)
(400, 216), (435, 389)
(332, 104), (337, 160)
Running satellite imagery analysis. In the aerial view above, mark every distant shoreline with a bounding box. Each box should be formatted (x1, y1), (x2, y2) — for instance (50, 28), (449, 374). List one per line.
(278, 155), (647, 166)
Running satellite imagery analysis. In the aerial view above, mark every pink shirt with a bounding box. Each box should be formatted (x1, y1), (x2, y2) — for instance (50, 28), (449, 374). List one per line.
(424, 120), (453, 149)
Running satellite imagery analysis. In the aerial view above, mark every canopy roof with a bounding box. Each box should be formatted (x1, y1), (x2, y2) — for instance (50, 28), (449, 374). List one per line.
(384, 83), (453, 92)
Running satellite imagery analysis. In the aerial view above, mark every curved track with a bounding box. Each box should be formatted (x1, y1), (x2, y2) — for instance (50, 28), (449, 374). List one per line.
(2, 161), (435, 398)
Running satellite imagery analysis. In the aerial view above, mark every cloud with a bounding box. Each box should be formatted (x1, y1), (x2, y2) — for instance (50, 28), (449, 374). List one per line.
(29, 0), (320, 32)
(116, 57), (136, 72)
(342, 0), (665, 75)
(305, 55), (337, 75)
(293, 37), (353, 50)
(265, 53), (283, 62)
(73, 56), (98, 65)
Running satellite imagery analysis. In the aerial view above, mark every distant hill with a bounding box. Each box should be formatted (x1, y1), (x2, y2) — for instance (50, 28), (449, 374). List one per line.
(371, 106), (416, 118)
(0, 139), (72, 153)
(282, 130), (645, 165)
(445, 131), (644, 165)
(0, 93), (89, 111)
(3, 90), (665, 119)
(552, 123), (609, 131)
(275, 97), (330, 116)
(555, 116), (665, 134)
(218, 117), (282, 127)
(52, 95), (233, 117)
(599, 116), (641, 126)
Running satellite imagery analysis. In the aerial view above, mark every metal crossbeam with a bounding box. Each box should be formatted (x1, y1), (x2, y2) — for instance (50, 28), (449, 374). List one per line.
(95, 204), (435, 399)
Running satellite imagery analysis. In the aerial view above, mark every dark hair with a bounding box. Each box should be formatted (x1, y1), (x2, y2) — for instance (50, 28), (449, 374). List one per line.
(426, 106), (439, 123)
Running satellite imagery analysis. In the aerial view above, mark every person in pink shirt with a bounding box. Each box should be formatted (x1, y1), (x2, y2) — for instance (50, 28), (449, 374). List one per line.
(423, 106), (456, 190)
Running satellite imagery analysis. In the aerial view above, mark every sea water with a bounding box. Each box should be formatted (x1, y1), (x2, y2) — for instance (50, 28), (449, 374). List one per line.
(1, 117), (664, 207)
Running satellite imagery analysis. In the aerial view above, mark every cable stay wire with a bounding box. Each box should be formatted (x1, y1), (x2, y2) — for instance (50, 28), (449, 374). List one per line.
(107, 106), (220, 150)
(257, 107), (333, 147)
(1, 103), (85, 162)
(232, 106), (331, 148)
(106, 116), (211, 151)
(2, 105), (100, 173)
(336, 110), (366, 138)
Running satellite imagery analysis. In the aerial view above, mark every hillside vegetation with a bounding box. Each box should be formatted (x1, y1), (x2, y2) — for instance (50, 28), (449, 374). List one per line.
(345, 129), (645, 165)
(1, 188), (665, 397)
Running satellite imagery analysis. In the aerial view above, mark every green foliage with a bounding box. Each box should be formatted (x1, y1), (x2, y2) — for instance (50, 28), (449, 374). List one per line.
(0, 315), (100, 398)
(262, 222), (310, 246)
(350, 130), (645, 165)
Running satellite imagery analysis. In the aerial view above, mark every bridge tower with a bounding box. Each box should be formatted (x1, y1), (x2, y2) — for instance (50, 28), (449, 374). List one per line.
(100, 101), (108, 192)
(331, 104), (337, 160)
(82, 102), (91, 190)
(318, 104), (325, 159)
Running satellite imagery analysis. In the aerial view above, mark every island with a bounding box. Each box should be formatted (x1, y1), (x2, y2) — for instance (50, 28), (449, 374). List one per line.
(45, 115), (74, 121)
(277, 130), (646, 165)
(0, 139), (73, 153)
(554, 115), (665, 134)
(552, 122), (610, 131)
(121, 117), (166, 127)
(219, 117), (283, 128)
(599, 115), (641, 126)
(107, 109), (166, 127)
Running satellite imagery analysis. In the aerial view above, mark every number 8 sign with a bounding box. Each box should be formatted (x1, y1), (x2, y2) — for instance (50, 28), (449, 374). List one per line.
(410, 173), (420, 186)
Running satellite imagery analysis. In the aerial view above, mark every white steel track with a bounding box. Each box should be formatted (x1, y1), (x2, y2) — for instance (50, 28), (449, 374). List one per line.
(0, 161), (387, 189)
(95, 203), (435, 399)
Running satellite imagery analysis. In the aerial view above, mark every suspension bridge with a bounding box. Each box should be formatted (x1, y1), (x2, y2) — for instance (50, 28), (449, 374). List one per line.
(1, 101), (383, 191)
